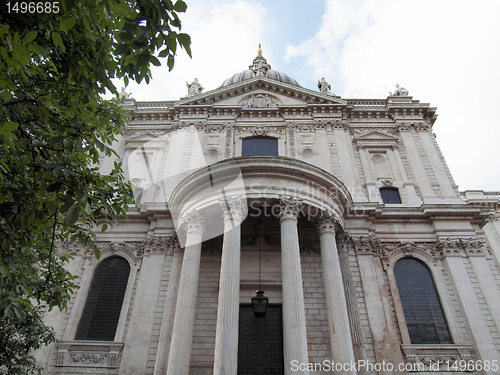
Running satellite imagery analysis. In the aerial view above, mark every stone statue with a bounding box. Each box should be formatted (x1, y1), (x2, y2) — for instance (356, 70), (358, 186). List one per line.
(186, 78), (204, 96)
(118, 87), (131, 99)
(317, 77), (331, 94)
(393, 84), (409, 96)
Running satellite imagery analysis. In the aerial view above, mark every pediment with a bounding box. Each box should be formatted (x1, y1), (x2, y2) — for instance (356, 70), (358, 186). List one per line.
(175, 76), (348, 108)
(124, 130), (169, 143)
(353, 130), (399, 147)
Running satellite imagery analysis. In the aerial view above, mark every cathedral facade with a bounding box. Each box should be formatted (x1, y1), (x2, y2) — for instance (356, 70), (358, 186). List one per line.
(36, 51), (500, 375)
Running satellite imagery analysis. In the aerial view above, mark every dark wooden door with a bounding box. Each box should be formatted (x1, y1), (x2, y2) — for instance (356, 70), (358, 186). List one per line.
(238, 305), (284, 375)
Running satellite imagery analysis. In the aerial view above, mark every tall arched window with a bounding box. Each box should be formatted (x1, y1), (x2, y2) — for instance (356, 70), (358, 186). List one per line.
(75, 257), (130, 341)
(242, 136), (278, 156)
(394, 258), (452, 344)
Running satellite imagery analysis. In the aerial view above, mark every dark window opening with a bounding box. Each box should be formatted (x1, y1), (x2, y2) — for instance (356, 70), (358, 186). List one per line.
(380, 187), (401, 204)
(75, 256), (130, 341)
(394, 258), (452, 344)
(242, 136), (278, 156)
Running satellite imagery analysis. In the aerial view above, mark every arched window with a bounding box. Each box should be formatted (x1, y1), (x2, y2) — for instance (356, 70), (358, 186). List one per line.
(75, 257), (130, 341)
(380, 187), (401, 204)
(394, 258), (452, 344)
(242, 136), (278, 156)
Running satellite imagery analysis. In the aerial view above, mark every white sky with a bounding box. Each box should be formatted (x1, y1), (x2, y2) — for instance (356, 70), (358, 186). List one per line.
(123, 0), (500, 192)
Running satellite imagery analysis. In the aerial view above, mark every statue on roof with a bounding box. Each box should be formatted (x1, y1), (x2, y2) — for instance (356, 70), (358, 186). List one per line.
(317, 77), (331, 94)
(186, 78), (204, 96)
(118, 87), (131, 99)
(393, 84), (409, 96)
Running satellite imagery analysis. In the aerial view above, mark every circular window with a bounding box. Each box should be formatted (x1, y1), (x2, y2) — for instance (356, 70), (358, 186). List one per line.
(301, 147), (315, 159)
(371, 153), (385, 163)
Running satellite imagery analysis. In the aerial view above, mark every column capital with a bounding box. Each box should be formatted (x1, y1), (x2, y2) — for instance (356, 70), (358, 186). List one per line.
(219, 196), (247, 223)
(278, 196), (303, 222)
(316, 211), (341, 235)
(182, 210), (206, 234)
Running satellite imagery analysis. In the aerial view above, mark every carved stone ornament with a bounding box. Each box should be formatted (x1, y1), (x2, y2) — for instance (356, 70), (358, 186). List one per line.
(336, 234), (488, 259)
(379, 178), (393, 186)
(55, 342), (124, 368)
(241, 93), (280, 108)
(92, 233), (179, 258)
(277, 196), (304, 221)
(182, 210), (206, 233)
(401, 344), (472, 372)
(219, 196), (247, 222)
(316, 210), (342, 235)
(236, 124), (285, 135)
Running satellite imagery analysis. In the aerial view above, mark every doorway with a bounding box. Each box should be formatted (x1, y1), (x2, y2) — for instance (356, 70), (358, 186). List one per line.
(238, 304), (284, 375)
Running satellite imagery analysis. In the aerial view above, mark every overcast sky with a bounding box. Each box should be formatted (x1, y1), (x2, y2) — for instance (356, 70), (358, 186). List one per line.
(122, 0), (500, 192)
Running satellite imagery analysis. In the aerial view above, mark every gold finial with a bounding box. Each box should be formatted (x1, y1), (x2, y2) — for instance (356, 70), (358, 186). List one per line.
(257, 43), (263, 57)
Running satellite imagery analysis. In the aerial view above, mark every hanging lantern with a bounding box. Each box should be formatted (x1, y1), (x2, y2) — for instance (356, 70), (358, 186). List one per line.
(251, 290), (269, 318)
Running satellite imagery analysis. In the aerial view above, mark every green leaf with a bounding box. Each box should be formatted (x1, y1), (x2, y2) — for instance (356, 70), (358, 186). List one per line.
(0, 24), (9, 35)
(177, 33), (191, 58)
(65, 205), (79, 226)
(158, 48), (169, 58)
(60, 16), (77, 32)
(51, 32), (65, 52)
(173, 0), (187, 12)
(150, 55), (161, 66)
(102, 175), (116, 182)
(22, 31), (38, 45)
(29, 43), (46, 55)
(167, 54), (174, 71)
(2, 121), (18, 131)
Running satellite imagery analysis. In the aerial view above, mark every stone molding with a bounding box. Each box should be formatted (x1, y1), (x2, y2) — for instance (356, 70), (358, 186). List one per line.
(401, 344), (473, 372)
(338, 234), (488, 259)
(56, 233), (180, 260)
(55, 341), (124, 368)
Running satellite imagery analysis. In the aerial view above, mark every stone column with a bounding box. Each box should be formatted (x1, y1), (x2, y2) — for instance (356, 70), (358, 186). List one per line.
(316, 212), (356, 374)
(213, 197), (246, 375)
(154, 236), (183, 375)
(278, 197), (309, 375)
(166, 211), (205, 375)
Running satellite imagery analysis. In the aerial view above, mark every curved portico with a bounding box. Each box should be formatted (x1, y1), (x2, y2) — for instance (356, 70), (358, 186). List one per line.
(164, 156), (356, 375)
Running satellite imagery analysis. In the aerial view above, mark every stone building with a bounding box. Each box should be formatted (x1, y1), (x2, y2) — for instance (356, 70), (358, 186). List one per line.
(36, 50), (500, 375)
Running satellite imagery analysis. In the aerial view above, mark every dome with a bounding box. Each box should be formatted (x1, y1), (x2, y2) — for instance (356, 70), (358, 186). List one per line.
(219, 50), (301, 88)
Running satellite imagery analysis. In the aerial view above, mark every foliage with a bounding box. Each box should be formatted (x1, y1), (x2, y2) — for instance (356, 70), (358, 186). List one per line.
(0, 0), (191, 372)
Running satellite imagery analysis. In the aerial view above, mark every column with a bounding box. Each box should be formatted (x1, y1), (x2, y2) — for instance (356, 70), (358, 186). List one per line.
(154, 239), (183, 375)
(278, 197), (309, 375)
(166, 210), (205, 375)
(213, 197), (246, 375)
(316, 212), (356, 374)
